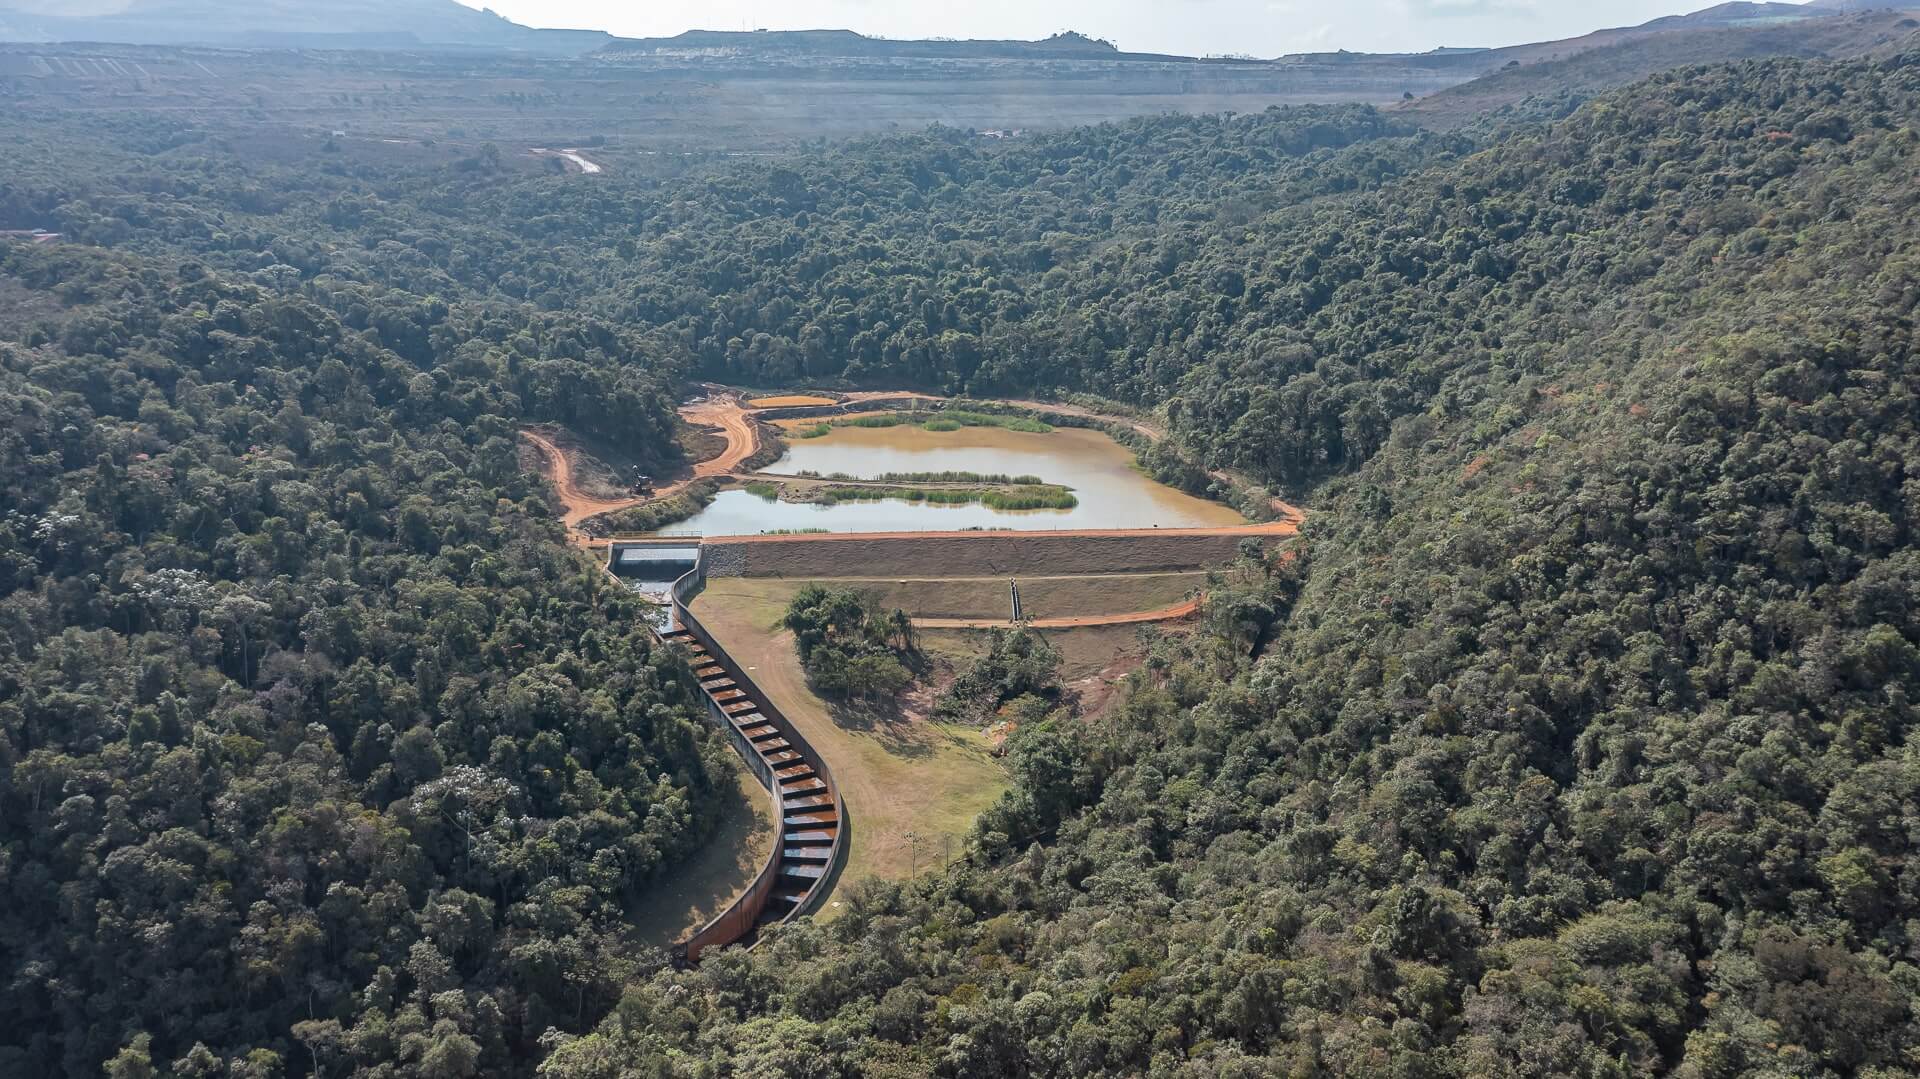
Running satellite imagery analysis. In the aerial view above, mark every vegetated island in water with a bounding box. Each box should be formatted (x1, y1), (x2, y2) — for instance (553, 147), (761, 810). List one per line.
(792, 410), (1054, 438)
(742, 477), (1079, 512)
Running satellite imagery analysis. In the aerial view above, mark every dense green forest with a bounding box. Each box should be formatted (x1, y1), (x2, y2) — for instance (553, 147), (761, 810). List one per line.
(0, 243), (728, 1074)
(3, 41), (1920, 1078)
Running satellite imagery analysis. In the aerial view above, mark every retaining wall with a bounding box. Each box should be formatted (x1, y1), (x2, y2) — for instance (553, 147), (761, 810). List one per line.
(663, 555), (849, 961)
(704, 528), (1266, 579)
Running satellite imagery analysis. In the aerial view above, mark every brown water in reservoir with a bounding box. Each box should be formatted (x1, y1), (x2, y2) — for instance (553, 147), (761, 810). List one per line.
(671, 422), (1247, 536)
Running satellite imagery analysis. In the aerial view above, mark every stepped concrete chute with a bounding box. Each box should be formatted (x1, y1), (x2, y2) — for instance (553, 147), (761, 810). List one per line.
(616, 542), (847, 963)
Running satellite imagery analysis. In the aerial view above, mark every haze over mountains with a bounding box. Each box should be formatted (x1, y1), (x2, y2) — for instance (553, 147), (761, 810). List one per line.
(4, 0), (1918, 149)
(4, 0), (1918, 62)
(0, 0), (611, 52)
(0, 0), (1914, 169)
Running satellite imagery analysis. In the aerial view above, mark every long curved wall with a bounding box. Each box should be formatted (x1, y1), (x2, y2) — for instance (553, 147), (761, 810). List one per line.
(653, 552), (848, 962)
(668, 558), (787, 961)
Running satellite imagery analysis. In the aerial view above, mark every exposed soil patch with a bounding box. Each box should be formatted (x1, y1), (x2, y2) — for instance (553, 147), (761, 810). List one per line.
(522, 393), (764, 544)
(678, 395), (763, 479)
(1065, 649), (1148, 723)
(521, 428), (649, 536)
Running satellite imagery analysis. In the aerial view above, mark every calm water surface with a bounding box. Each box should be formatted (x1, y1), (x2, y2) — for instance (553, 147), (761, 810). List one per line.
(669, 423), (1245, 536)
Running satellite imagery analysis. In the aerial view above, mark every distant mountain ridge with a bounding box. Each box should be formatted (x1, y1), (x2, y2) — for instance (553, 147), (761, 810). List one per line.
(1402, 8), (1920, 126)
(8, 0), (1917, 60)
(0, 0), (611, 53)
(592, 2), (1920, 72)
(596, 28), (1203, 63)
(3, 0), (1919, 100)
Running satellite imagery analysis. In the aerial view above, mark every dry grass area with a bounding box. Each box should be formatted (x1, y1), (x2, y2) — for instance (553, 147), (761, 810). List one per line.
(689, 579), (1009, 901)
(917, 623), (1154, 682)
(686, 574), (1176, 912)
(779, 572), (1204, 621)
(718, 529), (1264, 578)
(627, 751), (776, 949)
(704, 575), (1177, 678)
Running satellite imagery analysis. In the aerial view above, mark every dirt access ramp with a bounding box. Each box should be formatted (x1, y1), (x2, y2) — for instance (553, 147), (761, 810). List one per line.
(679, 395), (763, 477)
(702, 522), (1294, 579)
(521, 428), (647, 534)
(521, 393), (762, 543)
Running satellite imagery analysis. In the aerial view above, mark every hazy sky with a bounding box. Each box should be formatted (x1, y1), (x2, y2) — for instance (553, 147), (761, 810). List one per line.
(454, 0), (1738, 57)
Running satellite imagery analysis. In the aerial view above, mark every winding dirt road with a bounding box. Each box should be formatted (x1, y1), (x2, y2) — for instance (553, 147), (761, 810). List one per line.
(680, 397), (762, 478)
(522, 395), (763, 544)
(521, 429), (649, 534)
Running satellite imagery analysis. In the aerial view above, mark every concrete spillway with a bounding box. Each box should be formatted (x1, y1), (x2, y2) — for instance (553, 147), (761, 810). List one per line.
(610, 543), (700, 576)
(606, 538), (847, 962)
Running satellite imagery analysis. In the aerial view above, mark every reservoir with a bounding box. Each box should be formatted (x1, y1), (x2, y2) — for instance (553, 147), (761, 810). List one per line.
(668, 420), (1247, 535)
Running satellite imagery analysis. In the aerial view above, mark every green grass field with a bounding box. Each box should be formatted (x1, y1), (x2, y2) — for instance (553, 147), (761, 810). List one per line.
(689, 580), (1010, 897)
(683, 570), (1198, 900)
(787, 571), (1205, 621)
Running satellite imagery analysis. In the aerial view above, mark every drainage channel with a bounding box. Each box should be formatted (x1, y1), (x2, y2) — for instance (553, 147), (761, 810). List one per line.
(660, 628), (839, 926)
(609, 538), (846, 961)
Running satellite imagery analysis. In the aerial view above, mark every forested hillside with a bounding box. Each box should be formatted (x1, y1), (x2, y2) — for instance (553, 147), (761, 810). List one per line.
(2, 41), (1920, 1079)
(0, 242), (729, 1074)
(535, 53), (1920, 1077)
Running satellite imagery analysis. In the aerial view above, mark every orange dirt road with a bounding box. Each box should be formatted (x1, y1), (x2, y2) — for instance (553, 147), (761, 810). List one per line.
(914, 595), (1203, 630)
(842, 390), (944, 404)
(523, 395), (762, 544)
(521, 429), (648, 534)
(746, 395), (837, 409)
(679, 396), (762, 479)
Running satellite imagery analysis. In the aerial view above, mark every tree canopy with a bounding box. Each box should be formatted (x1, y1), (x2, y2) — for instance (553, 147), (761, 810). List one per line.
(4, 42), (1920, 1079)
